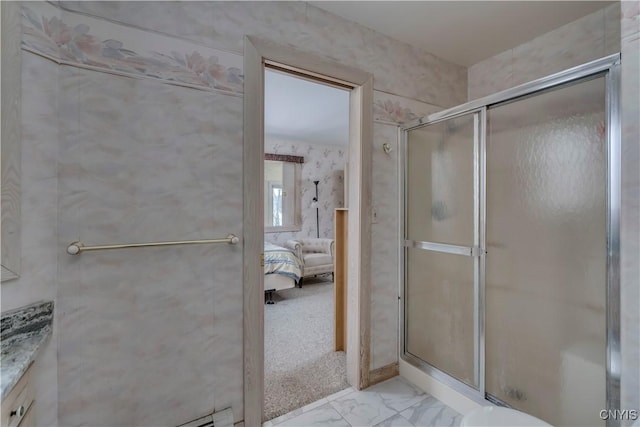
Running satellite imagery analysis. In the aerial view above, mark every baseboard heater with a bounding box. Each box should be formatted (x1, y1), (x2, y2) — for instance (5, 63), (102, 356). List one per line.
(177, 408), (233, 427)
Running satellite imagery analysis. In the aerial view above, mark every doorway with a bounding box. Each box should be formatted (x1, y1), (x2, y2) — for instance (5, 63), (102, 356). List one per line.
(262, 66), (350, 420)
(243, 37), (374, 425)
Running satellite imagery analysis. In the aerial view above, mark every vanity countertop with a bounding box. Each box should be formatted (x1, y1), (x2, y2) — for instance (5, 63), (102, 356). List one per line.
(1, 301), (53, 400)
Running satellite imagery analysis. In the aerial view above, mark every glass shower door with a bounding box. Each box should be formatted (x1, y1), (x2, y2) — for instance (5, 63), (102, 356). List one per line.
(485, 76), (607, 426)
(401, 57), (618, 427)
(404, 112), (480, 388)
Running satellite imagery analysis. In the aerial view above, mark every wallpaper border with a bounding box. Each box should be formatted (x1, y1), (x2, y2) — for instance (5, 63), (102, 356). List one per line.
(21, 2), (244, 96)
(373, 91), (442, 125)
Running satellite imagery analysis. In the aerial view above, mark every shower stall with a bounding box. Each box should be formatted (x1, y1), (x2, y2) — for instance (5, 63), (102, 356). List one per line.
(400, 54), (620, 427)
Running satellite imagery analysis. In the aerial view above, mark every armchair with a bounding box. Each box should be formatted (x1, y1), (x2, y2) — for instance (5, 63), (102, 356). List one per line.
(284, 238), (335, 285)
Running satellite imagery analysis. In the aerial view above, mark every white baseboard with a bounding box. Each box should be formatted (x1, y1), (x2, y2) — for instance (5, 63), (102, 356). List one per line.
(399, 359), (486, 416)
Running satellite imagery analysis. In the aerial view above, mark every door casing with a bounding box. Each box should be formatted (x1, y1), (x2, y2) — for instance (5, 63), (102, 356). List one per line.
(243, 36), (374, 425)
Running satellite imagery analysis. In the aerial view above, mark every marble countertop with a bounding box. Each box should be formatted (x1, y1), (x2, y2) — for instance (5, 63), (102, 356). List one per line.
(1, 301), (53, 400)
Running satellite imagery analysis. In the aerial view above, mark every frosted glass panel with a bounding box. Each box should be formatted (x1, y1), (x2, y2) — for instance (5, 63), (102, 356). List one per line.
(406, 115), (475, 246)
(406, 248), (475, 387)
(485, 76), (607, 426)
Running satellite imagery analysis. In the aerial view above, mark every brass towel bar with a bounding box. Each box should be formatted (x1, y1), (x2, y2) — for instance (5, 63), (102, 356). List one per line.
(66, 234), (240, 255)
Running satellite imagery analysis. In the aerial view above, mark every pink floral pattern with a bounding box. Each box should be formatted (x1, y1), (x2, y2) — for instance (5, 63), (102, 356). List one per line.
(42, 16), (71, 46)
(373, 93), (441, 125)
(373, 99), (420, 124)
(21, 5), (243, 94)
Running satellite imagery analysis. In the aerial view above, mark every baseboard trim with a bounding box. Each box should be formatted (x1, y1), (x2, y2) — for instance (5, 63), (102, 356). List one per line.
(369, 362), (399, 386)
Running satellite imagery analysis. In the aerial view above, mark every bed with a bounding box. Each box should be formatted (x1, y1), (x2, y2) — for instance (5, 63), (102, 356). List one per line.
(264, 242), (303, 304)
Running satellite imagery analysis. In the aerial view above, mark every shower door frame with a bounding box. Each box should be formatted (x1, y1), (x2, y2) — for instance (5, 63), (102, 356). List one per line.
(399, 53), (621, 424)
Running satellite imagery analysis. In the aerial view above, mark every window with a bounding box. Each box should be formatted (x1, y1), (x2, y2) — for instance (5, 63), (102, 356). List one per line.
(264, 155), (302, 232)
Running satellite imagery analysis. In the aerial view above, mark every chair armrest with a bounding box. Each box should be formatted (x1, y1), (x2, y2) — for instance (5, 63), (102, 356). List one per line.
(326, 239), (335, 258)
(284, 240), (302, 261)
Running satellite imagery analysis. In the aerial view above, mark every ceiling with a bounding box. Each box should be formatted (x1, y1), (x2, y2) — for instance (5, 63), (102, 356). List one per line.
(309, 1), (613, 66)
(265, 69), (350, 146)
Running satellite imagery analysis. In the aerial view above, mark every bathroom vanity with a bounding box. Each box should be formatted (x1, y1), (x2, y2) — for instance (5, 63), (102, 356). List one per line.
(1, 365), (34, 427)
(1, 301), (53, 427)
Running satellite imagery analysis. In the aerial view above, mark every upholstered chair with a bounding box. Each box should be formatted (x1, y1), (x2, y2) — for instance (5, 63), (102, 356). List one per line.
(284, 238), (335, 285)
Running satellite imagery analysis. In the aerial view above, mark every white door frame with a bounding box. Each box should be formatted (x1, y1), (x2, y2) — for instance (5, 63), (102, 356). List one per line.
(243, 36), (373, 426)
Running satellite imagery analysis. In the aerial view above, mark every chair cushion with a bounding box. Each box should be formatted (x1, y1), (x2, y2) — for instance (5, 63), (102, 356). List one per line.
(304, 253), (332, 267)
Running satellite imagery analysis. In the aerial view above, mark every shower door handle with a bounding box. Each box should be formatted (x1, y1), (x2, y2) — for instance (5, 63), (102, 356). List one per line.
(404, 240), (483, 257)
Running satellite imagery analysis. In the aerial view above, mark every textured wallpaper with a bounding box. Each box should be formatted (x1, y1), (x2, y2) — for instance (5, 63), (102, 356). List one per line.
(57, 0), (467, 107)
(12, 1), (467, 425)
(373, 91), (441, 125)
(467, 4), (621, 100)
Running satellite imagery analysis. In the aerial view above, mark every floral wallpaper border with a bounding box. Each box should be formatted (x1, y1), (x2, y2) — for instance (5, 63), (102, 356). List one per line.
(373, 91), (443, 125)
(19, 3), (454, 111)
(21, 2), (243, 95)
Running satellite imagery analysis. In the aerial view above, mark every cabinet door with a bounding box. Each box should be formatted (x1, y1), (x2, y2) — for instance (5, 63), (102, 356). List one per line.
(1, 365), (34, 427)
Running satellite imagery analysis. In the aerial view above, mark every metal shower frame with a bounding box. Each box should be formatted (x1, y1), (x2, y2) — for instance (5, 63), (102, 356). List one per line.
(398, 53), (621, 426)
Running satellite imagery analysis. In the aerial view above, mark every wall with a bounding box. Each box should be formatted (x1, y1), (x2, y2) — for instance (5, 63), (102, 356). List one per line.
(56, 1), (467, 107)
(469, 2), (640, 422)
(468, 4), (621, 100)
(265, 137), (346, 247)
(7, 1), (467, 425)
(0, 3), (59, 425)
(370, 94), (444, 370)
(1, 1), (22, 282)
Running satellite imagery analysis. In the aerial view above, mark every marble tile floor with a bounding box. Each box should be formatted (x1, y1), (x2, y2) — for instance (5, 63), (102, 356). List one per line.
(263, 376), (462, 427)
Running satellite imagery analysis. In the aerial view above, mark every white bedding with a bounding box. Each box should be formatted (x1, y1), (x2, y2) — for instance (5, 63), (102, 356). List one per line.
(264, 242), (302, 283)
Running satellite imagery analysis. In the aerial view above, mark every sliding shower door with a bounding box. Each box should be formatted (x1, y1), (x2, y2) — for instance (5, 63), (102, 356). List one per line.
(401, 55), (620, 427)
(403, 112), (480, 388)
(485, 76), (607, 426)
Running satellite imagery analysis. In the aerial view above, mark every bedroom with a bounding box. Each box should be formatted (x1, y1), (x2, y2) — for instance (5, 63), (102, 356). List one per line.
(262, 67), (351, 421)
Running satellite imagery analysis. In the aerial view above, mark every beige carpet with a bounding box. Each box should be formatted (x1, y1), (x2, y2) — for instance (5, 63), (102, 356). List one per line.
(264, 276), (349, 421)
